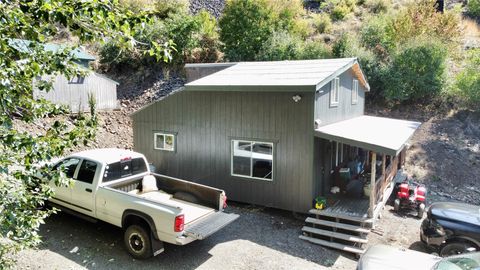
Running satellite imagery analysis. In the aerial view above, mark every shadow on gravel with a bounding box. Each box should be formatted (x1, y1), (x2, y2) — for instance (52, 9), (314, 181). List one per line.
(36, 202), (343, 269)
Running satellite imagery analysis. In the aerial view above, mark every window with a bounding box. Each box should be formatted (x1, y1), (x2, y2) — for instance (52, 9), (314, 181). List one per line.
(330, 77), (340, 107)
(154, 132), (175, 151)
(103, 158), (148, 183)
(53, 158), (80, 178)
(76, 160), (97, 184)
(231, 140), (273, 181)
(352, 79), (359, 105)
(68, 76), (85, 84)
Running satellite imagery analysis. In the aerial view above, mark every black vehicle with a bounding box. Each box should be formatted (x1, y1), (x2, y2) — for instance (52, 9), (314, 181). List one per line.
(421, 202), (480, 257)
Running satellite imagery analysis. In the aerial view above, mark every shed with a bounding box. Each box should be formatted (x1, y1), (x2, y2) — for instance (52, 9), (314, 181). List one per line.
(132, 58), (420, 217)
(10, 39), (119, 112)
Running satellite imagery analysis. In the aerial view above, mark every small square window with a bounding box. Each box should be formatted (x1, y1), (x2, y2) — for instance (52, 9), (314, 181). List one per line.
(68, 76), (85, 84)
(330, 77), (340, 107)
(352, 79), (359, 105)
(154, 132), (175, 151)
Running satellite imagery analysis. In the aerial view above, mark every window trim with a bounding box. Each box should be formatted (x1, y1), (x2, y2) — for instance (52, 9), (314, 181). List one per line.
(330, 77), (340, 107)
(231, 139), (274, 181)
(153, 132), (176, 152)
(352, 79), (359, 105)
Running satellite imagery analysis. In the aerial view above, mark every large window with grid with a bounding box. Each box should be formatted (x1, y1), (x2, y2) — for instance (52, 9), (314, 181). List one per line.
(231, 140), (274, 181)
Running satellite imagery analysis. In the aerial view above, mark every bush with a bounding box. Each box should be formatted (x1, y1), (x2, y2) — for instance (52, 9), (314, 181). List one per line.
(360, 14), (394, 53)
(311, 13), (333, 34)
(219, 0), (275, 61)
(298, 41), (332, 59)
(391, 0), (461, 48)
(467, 0), (480, 17)
(321, 0), (357, 21)
(188, 10), (223, 63)
(255, 31), (301, 61)
(364, 0), (391, 14)
(454, 49), (480, 109)
(383, 39), (448, 102)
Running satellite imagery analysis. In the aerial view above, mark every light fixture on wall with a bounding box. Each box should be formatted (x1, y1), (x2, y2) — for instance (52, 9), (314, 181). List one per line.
(292, 94), (302, 103)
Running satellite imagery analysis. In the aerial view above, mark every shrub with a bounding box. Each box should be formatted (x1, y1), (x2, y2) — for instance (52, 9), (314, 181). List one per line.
(391, 0), (461, 48)
(360, 14), (395, 53)
(255, 31), (301, 61)
(298, 41), (332, 59)
(454, 49), (480, 109)
(219, 0), (275, 61)
(153, 0), (189, 18)
(321, 0), (357, 21)
(311, 13), (333, 34)
(364, 0), (391, 14)
(383, 39), (448, 102)
(467, 0), (480, 17)
(188, 10), (223, 63)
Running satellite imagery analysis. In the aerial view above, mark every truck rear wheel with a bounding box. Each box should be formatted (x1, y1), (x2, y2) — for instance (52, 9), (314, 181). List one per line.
(124, 225), (152, 260)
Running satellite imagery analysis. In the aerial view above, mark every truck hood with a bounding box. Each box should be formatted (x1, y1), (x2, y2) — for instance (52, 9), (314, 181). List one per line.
(429, 202), (480, 226)
(357, 245), (440, 270)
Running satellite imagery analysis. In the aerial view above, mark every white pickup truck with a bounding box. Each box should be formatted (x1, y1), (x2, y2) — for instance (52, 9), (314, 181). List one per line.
(48, 148), (238, 259)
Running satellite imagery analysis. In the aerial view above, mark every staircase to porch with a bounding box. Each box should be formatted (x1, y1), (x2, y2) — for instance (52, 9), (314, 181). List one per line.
(300, 199), (373, 255)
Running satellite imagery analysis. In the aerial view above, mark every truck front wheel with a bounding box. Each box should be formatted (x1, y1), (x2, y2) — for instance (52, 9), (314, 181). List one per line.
(124, 225), (153, 259)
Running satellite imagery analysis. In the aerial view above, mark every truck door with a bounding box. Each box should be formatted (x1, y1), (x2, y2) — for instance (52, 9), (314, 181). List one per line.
(50, 157), (81, 205)
(70, 159), (98, 216)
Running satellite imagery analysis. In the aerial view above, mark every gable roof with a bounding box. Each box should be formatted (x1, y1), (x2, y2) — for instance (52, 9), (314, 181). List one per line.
(185, 58), (370, 92)
(9, 39), (96, 61)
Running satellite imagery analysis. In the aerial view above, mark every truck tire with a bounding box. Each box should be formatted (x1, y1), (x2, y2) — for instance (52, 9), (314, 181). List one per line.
(439, 242), (469, 257)
(124, 225), (152, 260)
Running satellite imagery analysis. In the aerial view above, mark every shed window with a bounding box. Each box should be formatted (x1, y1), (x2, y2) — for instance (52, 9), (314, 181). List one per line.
(352, 79), (359, 105)
(330, 77), (340, 107)
(154, 132), (175, 151)
(231, 140), (273, 181)
(68, 76), (85, 84)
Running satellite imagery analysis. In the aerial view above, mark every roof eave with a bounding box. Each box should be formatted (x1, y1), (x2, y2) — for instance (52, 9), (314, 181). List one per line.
(184, 84), (316, 92)
(315, 58), (371, 92)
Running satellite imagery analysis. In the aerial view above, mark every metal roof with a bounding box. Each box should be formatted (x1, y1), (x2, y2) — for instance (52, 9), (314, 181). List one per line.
(9, 39), (96, 61)
(185, 58), (370, 92)
(315, 116), (421, 156)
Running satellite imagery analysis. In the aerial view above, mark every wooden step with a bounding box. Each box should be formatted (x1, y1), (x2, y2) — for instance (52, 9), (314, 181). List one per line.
(309, 209), (374, 224)
(299, 235), (365, 254)
(305, 217), (371, 234)
(302, 226), (368, 244)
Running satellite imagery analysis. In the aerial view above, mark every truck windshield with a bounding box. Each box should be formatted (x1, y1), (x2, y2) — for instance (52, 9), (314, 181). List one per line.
(103, 158), (147, 183)
(434, 252), (480, 270)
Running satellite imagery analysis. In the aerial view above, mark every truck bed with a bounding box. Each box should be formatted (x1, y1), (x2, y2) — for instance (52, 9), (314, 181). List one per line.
(107, 174), (223, 225)
(132, 190), (215, 224)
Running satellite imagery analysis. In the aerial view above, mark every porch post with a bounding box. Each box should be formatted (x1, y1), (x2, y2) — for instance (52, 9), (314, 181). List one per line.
(369, 152), (377, 218)
(382, 155), (386, 182)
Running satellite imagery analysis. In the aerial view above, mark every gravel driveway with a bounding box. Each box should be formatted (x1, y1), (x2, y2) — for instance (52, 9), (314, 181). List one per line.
(14, 203), (357, 270)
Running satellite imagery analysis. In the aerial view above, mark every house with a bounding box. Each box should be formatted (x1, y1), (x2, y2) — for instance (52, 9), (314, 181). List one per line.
(10, 39), (119, 112)
(132, 57), (420, 210)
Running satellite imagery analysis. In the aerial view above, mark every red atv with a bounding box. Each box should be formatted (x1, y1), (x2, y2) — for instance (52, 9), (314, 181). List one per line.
(394, 179), (427, 218)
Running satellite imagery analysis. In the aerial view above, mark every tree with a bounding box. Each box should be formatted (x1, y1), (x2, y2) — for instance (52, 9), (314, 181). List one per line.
(0, 0), (173, 267)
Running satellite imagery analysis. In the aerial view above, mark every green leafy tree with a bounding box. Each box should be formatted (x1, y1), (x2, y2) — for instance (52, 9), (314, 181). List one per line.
(383, 39), (447, 102)
(219, 0), (275, 61)
(0, 0), (172, 267)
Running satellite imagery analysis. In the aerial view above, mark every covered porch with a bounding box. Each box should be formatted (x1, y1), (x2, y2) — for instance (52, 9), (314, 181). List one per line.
(301, 115), (421, 254)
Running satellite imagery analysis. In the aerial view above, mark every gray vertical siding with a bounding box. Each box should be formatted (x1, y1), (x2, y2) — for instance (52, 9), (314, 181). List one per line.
(133, 90), (315, 213)
(33, 73), (118, 112)
(314, 68), (365, 127)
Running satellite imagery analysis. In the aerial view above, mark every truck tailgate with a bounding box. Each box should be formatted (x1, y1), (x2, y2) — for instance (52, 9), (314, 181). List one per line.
(185, 212), (239, 240)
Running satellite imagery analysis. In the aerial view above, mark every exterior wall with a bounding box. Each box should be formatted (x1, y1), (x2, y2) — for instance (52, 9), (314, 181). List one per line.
(314, 68), (366, 127)
(184, 63), (235, 83)
(34, 72), (118, 112)
(132, 90), (315, 213)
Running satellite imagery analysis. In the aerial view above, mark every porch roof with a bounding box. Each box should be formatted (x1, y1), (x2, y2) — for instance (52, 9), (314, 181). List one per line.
(314, 115), (421, 156)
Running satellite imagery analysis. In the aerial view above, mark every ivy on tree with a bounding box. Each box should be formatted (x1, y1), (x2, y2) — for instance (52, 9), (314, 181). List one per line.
(0, 0), (173, 267)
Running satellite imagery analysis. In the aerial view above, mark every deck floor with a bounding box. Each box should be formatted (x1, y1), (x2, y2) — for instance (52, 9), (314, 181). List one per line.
(323, 197), (370, 219)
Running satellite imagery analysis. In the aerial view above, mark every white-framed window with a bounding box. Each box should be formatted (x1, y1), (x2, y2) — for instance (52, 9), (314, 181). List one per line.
(154, 132), (175, 151)
(231, 140), (274, 181)
(330, 77), (340, 107)
(352, 79), (359, 105)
